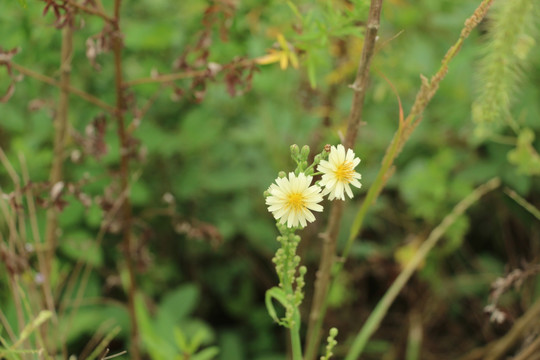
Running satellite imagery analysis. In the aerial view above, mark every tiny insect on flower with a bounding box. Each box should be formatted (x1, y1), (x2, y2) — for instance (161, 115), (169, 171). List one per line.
(317, 144), (362, 201)
(265, 172), (324, 228)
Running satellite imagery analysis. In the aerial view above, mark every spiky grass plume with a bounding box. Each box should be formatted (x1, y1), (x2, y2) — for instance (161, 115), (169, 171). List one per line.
(472, 0), (538, 138)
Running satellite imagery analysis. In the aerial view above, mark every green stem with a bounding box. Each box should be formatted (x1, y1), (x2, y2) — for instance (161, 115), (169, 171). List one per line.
(344, 178), (500, 360)
(343, 124), (403, 259)
(290, 309), (303, 360)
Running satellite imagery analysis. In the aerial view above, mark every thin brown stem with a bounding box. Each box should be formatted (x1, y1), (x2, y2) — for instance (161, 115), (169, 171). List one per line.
(44, 25), (72, 292)
(125, 58), (254, 87)
(10, 62), (117, 114)
(42, 25), (73, 356)
(65, 0), (114, 22)
(111, 2), (140, 358)
(344, 0), (384, 149)
(126, 68), (210, 87)
(304, 1), (384, 359)
(19, 154), (60, 357)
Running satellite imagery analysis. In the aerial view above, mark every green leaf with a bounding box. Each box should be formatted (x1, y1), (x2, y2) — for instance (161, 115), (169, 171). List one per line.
(507, 128), (540, 175)
(136, 294), (177, 360)
(265, 287), (288, 326)
(191, 347), (219, 360)
(183, 320), (215, 353)
(306, 54), (317, 88)
(60, 231), (103, 267)
(59, 303), (129, 345)
(173, 327), (188, 352)
(157, 284), (200, 324)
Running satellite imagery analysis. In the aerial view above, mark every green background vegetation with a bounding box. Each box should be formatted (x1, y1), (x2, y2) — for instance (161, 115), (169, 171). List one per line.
(1, 0), (539, 359)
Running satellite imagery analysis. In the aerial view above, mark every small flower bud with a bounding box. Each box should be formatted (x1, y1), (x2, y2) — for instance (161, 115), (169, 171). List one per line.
(278, 171), (286, 178)
(301, 145), (310, 158)
(290, 144), (300, 157)
(329, 328), (338, 337)
(324, 144), (331, 152)
(314, 154), (322, 164)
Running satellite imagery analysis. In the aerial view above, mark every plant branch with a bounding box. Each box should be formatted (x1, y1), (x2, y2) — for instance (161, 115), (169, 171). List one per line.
(43, 24), (72, 295)
(42, 27), (73, 357)
(345, 177), (501, 360)
(111, 2), (140, 359)
(125, 58), (255, 87)
(10, 62), (117, 114)
(65, 0), (114, 22)
(344, 0), (384, 149)
(344, 0), (494, 259)
(43, 26), (73, 358)
(304, 1), (383, 359)
(126, 68), (213, 87)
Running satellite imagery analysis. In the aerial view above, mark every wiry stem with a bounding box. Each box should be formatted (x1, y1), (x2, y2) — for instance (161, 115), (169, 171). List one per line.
(42, 25), (73, 356)
(111, 1), (140, 358)
(44, 25), (72, 293)
(64, 0), (114, 22)
(125, 58), (255, 87)
(10, 62), (117, 114)
(304, 1), (384, 359)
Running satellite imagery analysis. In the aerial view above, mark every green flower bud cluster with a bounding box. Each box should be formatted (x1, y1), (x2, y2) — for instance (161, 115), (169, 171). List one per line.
(320, 327), (339, 360)
(294, 265), (307, 307)
(289, 144), (329, 176)
(272, 224), (302, 289)
(267, 222), (309, 327)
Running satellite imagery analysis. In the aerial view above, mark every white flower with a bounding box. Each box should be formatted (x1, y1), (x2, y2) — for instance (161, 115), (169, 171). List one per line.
(266, 172), (324, 228)
(317, 144), (362, 200)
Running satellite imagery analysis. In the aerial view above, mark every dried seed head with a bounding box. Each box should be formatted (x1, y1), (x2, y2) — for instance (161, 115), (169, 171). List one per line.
(50, 181), (64, 201)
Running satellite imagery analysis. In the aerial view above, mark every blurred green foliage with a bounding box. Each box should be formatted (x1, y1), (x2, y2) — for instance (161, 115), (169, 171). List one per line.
(1, 0), (539, 359)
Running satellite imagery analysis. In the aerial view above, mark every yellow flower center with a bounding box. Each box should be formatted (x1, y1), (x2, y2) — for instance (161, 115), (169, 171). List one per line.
(286, 192), (305, 211)
(335, 161), (354, 182)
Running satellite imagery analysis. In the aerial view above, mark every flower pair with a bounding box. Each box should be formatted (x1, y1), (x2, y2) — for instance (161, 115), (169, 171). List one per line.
(265, 145), (362, 228)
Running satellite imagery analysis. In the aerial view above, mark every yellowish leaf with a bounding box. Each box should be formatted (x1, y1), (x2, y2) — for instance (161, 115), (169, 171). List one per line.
(280, 52), (288, 70)
(255, 51), (283, 65)
(289, 51), (299, 69)
(277, 33), (289, 51)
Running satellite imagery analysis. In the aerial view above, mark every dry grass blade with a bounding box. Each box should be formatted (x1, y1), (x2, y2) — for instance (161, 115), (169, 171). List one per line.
(86, 326), (121, 360)
(504, 187), (540, 220)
